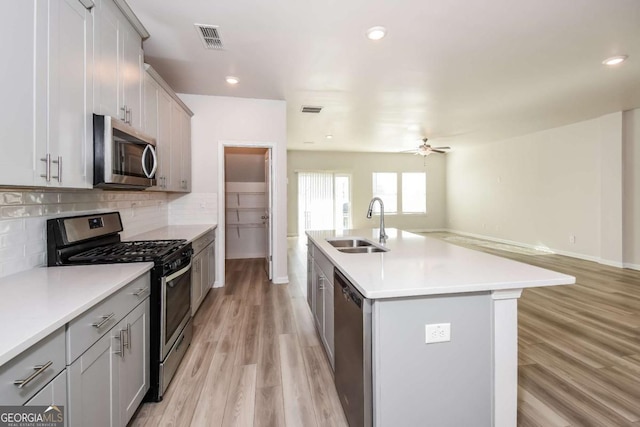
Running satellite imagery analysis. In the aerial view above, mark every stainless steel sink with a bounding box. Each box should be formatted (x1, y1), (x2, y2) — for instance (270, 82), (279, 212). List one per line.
(327, 238), (374, 248)
(337, 246), (389, 254)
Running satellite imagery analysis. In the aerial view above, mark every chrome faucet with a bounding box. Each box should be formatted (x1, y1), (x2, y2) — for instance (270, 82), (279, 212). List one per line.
(366, 197), (388, 243)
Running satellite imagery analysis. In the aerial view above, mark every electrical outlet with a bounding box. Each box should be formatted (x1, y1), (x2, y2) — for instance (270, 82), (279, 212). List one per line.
(425, 323), (451, 344)
(569, 235), (576, 244)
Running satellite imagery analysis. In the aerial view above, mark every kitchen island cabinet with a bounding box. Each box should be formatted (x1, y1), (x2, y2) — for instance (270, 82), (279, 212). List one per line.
(306, 228), (575, 427)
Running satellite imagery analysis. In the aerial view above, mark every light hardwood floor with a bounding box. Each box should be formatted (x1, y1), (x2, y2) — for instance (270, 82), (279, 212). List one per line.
(132, 233), (640, 427)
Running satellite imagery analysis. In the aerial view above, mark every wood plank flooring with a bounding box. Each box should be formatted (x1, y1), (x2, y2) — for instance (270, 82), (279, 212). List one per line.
(130, 246), (347, 427)
(131, 233), (640, 426)
(426, 232), (640, 427)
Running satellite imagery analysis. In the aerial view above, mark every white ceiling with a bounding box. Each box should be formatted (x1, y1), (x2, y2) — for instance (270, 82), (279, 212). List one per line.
(128, 0), (640, 152)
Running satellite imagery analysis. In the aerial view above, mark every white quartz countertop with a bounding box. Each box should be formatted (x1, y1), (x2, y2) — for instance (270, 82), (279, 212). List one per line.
(306, 229), (575, 299)
(126, 224), (217, 243)
(0, 263), (153, 366)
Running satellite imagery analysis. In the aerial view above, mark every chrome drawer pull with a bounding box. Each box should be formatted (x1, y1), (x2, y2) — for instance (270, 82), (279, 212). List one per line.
(133, 288), (149, 297)
(13, 361), (53, 388)
(92, 313), (115, 329)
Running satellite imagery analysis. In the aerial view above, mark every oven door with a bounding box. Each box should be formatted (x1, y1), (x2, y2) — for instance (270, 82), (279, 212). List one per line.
(160, 262), (192, 360)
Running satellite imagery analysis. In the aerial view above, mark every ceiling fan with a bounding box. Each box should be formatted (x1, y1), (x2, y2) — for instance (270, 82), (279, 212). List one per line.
(401, 138), (451, 156)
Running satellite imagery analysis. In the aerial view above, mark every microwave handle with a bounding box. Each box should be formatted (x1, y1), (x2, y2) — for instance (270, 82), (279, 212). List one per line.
(141, 145), (158, 179)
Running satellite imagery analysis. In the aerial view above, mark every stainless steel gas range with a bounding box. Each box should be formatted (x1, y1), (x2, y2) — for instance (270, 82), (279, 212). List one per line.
(47, 212), (192, 401)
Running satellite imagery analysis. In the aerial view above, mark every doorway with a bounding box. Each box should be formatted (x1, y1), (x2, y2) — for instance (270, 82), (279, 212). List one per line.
(297, 171), (351, 236)
(223, 147), (273, 280)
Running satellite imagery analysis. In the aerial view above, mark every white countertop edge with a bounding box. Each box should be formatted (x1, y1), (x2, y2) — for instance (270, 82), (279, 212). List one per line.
(0, 263), (154, 366)
(307, 229), (575, 300)
(362, 277), (572, 299)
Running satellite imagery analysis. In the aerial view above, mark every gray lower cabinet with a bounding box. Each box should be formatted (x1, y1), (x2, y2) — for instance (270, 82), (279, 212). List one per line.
(118, 299), (150, 425)
(191, 230), (216, 316)
(68, 296), (150, 427)
(307, 241), (335, 369)
(25, 370), (67, 426)
(68, 329), (117, 427)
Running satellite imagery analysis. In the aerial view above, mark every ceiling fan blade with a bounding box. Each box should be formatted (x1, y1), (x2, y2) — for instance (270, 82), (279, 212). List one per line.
(432, 146), (451, 150)
(432, 149), (447, 153)
(399, 149), (418, 153)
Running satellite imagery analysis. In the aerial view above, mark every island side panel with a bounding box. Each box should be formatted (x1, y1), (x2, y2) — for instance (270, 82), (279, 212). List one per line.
(491, 289), (522, 427)
(372, 292), (493, 427)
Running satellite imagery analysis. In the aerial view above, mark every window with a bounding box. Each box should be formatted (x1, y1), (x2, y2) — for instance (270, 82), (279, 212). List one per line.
(402, 172), (427, 213)
(372, 173), (397, 213)
(371, 172), (427, 214)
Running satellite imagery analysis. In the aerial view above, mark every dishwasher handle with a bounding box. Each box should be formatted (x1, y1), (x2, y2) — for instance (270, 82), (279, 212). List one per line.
(335, 269), (363, 309)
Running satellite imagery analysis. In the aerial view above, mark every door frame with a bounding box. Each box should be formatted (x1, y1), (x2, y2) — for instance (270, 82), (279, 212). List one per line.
(217, 141), (276, 287)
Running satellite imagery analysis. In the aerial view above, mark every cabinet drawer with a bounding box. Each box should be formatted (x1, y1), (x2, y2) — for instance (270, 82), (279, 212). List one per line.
(0, 327), (65, 405)
(314, 248), (335, 286)
(192, 229), (215, 255)
(67, 272), (150, 363)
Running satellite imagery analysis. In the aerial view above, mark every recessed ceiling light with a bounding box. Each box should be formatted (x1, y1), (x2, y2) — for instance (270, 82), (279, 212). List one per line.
(225, 76), (239, 84)
(602, 55), (628, 66)
(325, 134), (333, 139)
(366, 26), (387, 41)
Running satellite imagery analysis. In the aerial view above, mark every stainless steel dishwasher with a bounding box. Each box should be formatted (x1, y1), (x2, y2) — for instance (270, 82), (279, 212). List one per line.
(334, 268), (373, 427)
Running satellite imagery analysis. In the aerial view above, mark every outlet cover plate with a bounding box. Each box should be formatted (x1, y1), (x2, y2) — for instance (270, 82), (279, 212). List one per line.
(425, 323), (451, 344)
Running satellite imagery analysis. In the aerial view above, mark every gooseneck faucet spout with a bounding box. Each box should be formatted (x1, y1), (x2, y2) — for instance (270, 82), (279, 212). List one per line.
(367, 197), (388, 243)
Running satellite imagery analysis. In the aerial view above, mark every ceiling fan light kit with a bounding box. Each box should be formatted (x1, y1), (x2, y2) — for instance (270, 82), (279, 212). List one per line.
(400, 138), (451, 156)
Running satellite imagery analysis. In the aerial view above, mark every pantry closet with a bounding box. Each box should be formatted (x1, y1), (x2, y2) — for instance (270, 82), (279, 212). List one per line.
(224, 148), (271, 274)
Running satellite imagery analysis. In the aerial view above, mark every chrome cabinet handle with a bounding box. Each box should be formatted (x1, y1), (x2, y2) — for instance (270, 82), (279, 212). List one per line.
(133, 287), (149, 297)
(318, 276), (325, 290)
(120, 105), (127, 122)
(114, 329), (125, 359)
(126, 323), (131, 350)
(92, 313), (115, 329)
(40, 154), (51, 182)
(127, 107), (132, 124)
(51, 156), (61, 182)
(13, 361), (53, 388)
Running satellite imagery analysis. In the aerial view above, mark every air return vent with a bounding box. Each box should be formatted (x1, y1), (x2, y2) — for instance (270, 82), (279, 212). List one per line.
(194, 24), (223, 50)
(301, 106), (323, 113)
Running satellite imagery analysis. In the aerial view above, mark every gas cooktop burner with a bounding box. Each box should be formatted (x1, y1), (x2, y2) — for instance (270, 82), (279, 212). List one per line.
(68, 239), (187, 263)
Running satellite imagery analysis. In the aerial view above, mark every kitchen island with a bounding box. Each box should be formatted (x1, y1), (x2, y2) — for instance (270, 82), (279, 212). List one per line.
(306, 228), (575, 427)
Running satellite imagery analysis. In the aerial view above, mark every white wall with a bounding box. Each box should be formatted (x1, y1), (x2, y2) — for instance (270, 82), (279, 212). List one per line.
(446, 111), (635, 267)
(623, 109), (640, 269)
(287, 150), (447, 236)
(171, 94), (288, 284)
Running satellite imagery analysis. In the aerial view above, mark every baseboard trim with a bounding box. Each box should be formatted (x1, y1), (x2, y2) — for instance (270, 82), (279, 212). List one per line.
(406, 228), (449, 233)
(272, 276), (289, 284)
(443, 229), (629, 268)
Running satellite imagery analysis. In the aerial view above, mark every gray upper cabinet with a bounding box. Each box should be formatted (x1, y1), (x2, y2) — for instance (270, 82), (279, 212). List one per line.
(94, 0), (143, 130)
(144, 65), (193, 192)
(0, 0), (92, 188)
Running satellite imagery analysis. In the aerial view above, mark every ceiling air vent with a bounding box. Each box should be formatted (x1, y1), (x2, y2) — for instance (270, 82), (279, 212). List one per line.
(301, 106), (323, 114)
(194, 24), (223, 50)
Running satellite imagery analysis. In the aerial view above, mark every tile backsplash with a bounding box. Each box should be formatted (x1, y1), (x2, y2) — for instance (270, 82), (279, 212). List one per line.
(0, 189), (169, 278)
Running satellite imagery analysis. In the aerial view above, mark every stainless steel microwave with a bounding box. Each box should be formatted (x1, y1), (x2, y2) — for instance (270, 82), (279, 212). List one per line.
(93, 114), (158, 189)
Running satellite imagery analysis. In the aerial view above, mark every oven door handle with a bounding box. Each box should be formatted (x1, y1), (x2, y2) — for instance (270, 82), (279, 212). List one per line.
(165, 262), (192, 284)
(141, 144), (158, 179)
